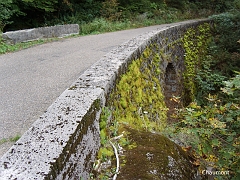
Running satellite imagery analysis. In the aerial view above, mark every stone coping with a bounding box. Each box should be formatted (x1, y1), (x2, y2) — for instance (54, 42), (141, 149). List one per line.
(2, 24), (79, 44)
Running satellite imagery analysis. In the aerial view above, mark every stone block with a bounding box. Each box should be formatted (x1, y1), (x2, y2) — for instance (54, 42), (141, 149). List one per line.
(2, 24), (79, 44)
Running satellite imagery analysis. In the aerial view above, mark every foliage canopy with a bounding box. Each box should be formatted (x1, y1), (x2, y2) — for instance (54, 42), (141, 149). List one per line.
(0, 0), (238, 31)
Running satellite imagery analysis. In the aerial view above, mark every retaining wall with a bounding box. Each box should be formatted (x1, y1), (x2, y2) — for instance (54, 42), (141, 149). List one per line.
(2, 24), (79, 44)
(0, 19), (210, 180)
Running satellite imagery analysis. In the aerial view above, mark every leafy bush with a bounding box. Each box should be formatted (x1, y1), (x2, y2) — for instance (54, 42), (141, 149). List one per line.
(210, 12), (240, 53)
(165, 0), (188, 10)
(101, 0), (122, 21)
(80, 18), (132, 35)
(205, 12), (240, 77)
(0, 0), (23, 31)
(173, 73), (240, 179)
(221, 72), (240, 103)
(191, 0), (235, 13)
(195, 70), (226, 105)
(0, 1), (12, 31)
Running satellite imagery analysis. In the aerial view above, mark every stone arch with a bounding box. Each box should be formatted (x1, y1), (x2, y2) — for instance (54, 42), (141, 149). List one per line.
(164, 62), (182, 122)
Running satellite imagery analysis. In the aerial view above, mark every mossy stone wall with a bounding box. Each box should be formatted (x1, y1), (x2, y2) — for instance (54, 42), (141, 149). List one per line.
(108, 21), (212, 127)
(95, 20), (212, 178)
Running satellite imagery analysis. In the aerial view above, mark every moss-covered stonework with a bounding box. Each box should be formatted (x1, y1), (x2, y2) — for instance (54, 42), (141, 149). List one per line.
(117, 128), (196, 179)
(182, 23), (212, 104)
(94, 46), (170, 178)
(109, 45), (168, 132)
(95, 22), (213, 179)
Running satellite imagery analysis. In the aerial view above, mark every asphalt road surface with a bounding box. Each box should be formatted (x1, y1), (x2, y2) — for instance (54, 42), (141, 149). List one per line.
(0, 24), (175, 156)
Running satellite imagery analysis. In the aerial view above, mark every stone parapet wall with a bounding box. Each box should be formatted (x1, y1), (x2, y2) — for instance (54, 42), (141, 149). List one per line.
(2, 24), (79, 44)
(0, 19), (210, 179)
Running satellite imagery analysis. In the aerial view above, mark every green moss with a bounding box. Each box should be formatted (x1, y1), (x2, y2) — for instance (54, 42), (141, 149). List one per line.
(98, 107), (112, 158)
(0, 135), (21, 145)
(182, 23), (212, 103)
(98, 147), (114, 160)
(94, 99), (101, 111)
(94, 45), (170, 178)
(117, 128), (195, 179)
(110, 46), (168, 133)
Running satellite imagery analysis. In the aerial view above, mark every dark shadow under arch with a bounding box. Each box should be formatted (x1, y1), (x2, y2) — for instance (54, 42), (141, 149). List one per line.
(164, 63), (182, 122)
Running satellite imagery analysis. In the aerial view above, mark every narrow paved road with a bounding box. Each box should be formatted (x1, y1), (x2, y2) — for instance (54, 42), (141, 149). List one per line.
(0, 23), (174, 156)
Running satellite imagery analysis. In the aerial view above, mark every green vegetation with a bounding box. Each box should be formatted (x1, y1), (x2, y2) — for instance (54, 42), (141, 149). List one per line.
(110, 46), (167, 132)
(171, 74), (240, 179)
(166, 11), (240, 179)
(182, 23), (212, 104)
(0, 135), (21, 145)
(0, 36), (59, 54)
(95, 46), (168, 178)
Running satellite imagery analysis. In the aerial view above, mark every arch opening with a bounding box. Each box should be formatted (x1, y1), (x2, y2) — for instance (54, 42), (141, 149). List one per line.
(164, 63), (182, 122)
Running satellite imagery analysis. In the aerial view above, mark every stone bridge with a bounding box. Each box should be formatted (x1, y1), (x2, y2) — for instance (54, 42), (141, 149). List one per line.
(0, 19), (211, 179)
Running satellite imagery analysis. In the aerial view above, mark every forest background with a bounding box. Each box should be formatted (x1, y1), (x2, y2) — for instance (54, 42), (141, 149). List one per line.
(0, 0), (240, 179)
(0, 0), (239, 33)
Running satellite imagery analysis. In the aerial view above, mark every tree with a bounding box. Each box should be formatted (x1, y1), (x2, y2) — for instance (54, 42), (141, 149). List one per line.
(21, 0), (58, 12)
(0, 0), (18, 31)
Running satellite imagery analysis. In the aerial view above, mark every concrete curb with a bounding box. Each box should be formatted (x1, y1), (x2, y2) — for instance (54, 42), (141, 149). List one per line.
(0, 19), (210, 179)
(2, 24), (79, 44)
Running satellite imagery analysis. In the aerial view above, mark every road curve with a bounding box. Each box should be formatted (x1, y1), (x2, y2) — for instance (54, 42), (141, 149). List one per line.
(0, 23), (175, 156)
